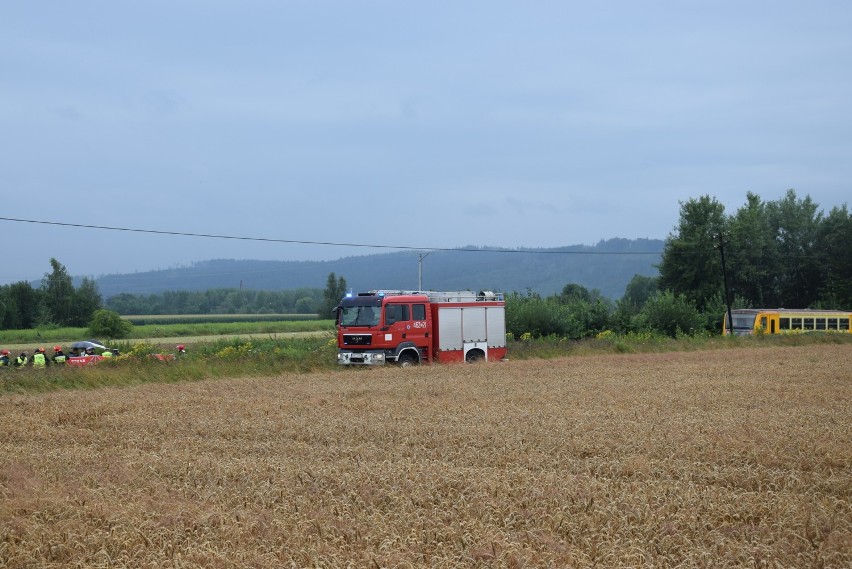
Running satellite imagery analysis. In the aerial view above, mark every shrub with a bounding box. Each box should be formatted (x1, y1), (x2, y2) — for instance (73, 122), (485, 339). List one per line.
(635, 291), (703, 338)
(506, 294), (566, 338)
(88, 309), (133, 339)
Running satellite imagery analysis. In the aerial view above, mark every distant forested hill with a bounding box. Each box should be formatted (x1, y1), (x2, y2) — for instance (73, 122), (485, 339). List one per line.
(92, 238), (663, 300)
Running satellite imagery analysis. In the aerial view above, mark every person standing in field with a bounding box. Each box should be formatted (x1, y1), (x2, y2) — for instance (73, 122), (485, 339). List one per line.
(15, 351), (28, 367)
(0, 349), (11, 366)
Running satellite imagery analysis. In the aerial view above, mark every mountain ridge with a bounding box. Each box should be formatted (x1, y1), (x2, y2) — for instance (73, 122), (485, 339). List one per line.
(91, 238), (663, 300)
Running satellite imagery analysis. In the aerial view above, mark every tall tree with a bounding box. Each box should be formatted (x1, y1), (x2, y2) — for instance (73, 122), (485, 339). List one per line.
(622, 274), (659, 309)
(0, 286), (9, 329)
(72, 277), (103, 326)
(766, 189), (823, 307)
(658, 195), (728, 311)
(42, 258), (75, 325)
(727, 192), (778, 307)
(815, 204), (852, 308)
(319, 273), (347, 319)
(5, 281), (41, 329)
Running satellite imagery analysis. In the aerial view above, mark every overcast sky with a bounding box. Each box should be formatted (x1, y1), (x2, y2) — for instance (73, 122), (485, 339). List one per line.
(2, 1), (850, 285)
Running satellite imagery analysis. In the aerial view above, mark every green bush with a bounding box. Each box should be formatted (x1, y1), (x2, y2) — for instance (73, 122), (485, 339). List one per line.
(88, 309), (133, 339)
(506, 296), (571, 338)
(635, 291), (704, 338)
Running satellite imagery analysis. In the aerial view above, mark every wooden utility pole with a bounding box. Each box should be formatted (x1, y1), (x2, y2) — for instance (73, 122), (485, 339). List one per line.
(714, 232), (734, 334)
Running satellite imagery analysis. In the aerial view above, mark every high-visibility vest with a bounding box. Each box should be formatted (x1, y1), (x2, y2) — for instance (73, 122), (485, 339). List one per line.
(15, 355), (27, 366)
(101, 350), (113, 358)
(53, 354), (67, 363)
(32, 353), (47, 367)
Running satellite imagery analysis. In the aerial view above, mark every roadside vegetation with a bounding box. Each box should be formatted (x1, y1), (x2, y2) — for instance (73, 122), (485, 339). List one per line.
(0, 318), (334, 346)
(0, 335), (337, 394)
(2, 329), (849, 395)
(121, 313), (317, 324)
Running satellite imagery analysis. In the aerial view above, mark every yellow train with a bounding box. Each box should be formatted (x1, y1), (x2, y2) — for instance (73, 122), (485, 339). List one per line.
(723, 308), (852, 335)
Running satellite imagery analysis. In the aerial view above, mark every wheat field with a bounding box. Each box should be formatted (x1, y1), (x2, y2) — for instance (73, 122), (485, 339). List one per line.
(1, 344), (850, 568)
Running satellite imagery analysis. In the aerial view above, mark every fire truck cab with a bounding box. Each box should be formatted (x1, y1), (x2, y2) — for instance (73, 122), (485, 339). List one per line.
(336, 290), (507, 366)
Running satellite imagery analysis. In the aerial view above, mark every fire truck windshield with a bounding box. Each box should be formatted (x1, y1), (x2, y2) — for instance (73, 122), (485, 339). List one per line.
(340, 305), (380, 327)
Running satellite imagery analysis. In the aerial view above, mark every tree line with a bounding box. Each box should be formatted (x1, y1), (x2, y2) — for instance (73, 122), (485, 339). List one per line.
(104, 288), (324, 316)
(658, 189), (851, 312)
(507, 190), (851, 338)
(0, 259), (103, 330)
(1, 267), (351, 330)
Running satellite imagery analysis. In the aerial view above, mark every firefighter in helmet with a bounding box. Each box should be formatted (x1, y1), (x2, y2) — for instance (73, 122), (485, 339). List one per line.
(0, 349), (11, 366)
(31, 347), (49, 367)
(52, 346), (67, 364)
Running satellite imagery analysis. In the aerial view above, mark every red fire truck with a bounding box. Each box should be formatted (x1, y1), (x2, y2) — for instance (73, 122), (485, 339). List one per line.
(336, 290), (508, 366)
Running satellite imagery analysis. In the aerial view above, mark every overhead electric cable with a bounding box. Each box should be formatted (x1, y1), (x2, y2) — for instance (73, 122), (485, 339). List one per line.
(0, 217), (664, 255)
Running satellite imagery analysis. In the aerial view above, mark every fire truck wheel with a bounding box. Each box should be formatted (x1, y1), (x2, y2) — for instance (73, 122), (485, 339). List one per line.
(397, 354), (417, 367)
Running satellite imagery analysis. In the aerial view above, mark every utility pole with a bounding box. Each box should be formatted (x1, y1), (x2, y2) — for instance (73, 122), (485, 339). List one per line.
(418, 251), (433, 291)
(713, 232), (734, 335)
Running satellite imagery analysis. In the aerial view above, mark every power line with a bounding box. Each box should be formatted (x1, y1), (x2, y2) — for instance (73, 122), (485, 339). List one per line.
(0, 217), (665, 255)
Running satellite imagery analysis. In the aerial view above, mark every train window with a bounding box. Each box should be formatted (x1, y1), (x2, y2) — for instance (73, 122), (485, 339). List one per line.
(791, 318), (802, 330)
(780, 318), (790, 329)
(828, 318), (838, 329)
(803, 318), (815, 330)
(815, 318), (826, 330)
(841, 318), (850, 331)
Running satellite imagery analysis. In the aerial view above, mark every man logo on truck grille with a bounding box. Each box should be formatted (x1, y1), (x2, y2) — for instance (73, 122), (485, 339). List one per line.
(344, 335), (371, 346)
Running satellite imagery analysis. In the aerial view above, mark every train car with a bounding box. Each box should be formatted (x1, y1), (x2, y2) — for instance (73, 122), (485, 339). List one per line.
(723, 308), (852, 335)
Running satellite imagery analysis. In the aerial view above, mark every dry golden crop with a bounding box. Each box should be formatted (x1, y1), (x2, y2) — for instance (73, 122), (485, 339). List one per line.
(1, 345), (850, 568)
